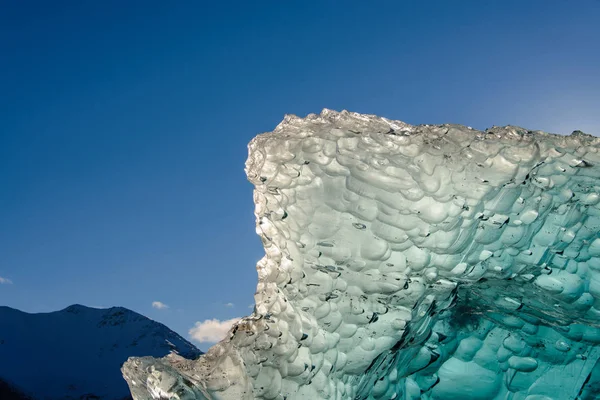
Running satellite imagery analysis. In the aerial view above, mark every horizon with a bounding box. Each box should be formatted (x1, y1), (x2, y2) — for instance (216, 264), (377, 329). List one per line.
(2, 1), (600, 353)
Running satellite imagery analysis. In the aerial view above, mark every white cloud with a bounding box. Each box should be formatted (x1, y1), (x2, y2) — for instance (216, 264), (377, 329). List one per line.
(0, 276), (13, 285)
(189, 318), (241, 343)
(224, 302), (235, 308)
(152, 301), (169, 310)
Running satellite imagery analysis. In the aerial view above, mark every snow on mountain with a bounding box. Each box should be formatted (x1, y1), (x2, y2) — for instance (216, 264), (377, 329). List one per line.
(0, 304), (202, 400)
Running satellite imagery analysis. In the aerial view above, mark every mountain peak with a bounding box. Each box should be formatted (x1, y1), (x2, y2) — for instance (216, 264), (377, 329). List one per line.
(0, 305), (201, 400)
(63, 303), (92, 313)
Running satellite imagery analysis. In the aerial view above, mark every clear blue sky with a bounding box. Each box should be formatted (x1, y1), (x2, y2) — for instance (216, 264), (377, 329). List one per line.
(1, 1), (599, 348)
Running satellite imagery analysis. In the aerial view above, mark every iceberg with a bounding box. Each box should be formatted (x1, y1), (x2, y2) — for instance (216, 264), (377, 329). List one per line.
(122, 109), (600, 399)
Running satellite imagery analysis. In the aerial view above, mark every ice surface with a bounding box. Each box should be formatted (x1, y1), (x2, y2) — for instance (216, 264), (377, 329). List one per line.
(122, 109), (600, 399)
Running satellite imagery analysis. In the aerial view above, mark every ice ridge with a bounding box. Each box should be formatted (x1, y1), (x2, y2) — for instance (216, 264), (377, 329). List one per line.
(122, 109), (600, 400)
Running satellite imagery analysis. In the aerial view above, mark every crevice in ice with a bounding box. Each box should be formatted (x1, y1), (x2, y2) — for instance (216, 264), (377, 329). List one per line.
(122, 109), (600, 400)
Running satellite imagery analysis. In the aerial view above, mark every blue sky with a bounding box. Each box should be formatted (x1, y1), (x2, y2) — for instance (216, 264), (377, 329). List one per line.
(1, 1), (599, 350)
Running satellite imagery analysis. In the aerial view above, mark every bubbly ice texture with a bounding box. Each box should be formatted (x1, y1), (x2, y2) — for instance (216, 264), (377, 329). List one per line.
(122, 110), (600, 399)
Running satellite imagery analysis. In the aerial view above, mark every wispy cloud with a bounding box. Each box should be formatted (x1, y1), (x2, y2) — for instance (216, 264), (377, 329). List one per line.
(0, 276), (13, 285)
(224, 302), (235, 308)
(189, 318), (241, 343)
(152, 301), (169, 310)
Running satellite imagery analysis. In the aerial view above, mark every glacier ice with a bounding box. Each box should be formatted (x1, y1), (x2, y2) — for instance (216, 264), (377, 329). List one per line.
(122, 109), (600, 399)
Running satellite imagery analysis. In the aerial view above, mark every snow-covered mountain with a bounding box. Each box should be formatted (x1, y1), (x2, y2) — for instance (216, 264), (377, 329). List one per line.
(0, 304), (202, 400)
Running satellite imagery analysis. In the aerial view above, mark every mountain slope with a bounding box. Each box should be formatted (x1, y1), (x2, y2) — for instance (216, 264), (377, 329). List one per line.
(0, 304), (201, 400)
(0, 377), (34, 400)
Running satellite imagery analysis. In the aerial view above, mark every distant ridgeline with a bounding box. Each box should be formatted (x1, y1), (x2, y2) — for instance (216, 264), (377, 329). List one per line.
(123, 110), (600, 399)
(0, 377), (34, 400)
(0, 304), (201, 400)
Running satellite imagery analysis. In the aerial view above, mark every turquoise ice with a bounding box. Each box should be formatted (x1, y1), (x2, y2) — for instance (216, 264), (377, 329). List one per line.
(123, 110), (600, 399)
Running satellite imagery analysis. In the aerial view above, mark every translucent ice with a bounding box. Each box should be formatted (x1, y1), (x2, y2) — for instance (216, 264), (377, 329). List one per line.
(122, 110), (600, 399)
